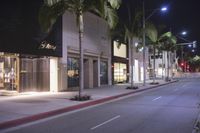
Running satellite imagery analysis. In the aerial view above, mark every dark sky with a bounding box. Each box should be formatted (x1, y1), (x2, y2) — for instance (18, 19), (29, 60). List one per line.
(119, 0), (200, 55)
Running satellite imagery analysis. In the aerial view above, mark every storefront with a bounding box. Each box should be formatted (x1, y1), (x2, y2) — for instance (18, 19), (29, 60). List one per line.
(66, 54), (109, 90)
(0, 1), (62, 93)
(0, 53), (59, 92)
(112, 41), (129, 84)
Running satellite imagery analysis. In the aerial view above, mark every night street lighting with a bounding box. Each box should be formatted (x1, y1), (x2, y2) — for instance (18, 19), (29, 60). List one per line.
(176, 32), (197, 72)
(161, 7), (168, 11)
(181, 31), (187, 36)
(142, 2), (168, 86)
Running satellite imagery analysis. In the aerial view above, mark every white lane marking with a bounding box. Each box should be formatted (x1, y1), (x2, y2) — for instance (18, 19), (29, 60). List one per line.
(152, 96), (162, 101)
(91, 115), (120, 130)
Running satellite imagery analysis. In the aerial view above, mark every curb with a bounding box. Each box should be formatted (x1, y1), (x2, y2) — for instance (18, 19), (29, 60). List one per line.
(0, 80), (178, 130)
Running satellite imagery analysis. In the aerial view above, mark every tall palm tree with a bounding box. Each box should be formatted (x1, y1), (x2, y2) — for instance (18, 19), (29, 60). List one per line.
(159, 32), (177, 81)
(124, 7), (142, 89)
(39, 0), (121, 99)
(110, 6), (142, 89)
(146, 23), (173, 83)
(115, 5), (142, 89)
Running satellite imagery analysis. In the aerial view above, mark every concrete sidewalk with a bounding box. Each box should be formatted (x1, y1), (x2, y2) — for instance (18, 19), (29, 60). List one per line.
(0, 79), (177, 130)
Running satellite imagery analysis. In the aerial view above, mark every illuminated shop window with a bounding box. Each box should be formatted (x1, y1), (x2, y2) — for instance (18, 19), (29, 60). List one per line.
(0, 55), (18, 91)
(114, 63), (127, 83)
(67, 57), (79, 87)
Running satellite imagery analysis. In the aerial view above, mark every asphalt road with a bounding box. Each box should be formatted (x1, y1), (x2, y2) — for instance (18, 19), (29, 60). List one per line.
(3, 78), (200, 133)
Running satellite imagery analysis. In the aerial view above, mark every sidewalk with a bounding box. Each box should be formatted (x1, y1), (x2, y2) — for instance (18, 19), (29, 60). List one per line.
(0, 79), (177, 130)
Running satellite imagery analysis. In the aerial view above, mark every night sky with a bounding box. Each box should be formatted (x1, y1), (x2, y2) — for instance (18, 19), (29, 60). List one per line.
(119, 0), (200, 56)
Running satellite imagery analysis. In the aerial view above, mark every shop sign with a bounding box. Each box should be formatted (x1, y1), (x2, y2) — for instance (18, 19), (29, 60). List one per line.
(38, 41), (56, 51)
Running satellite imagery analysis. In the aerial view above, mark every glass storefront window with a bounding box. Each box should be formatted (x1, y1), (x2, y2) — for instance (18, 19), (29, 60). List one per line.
(114, 63), (127, 83)
(67, 57), (79, 87)
(0, 55), (18, 91)
(100, 61), (108, 85)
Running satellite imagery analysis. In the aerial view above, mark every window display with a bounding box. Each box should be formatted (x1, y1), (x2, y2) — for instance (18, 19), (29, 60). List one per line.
(67, 57), (79, 87)
(0, 56), (18, 90)
(114, 63), (127, 83)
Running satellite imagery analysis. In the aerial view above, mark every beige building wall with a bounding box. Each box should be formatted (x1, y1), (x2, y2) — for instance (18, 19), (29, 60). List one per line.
(129, 37), (149, 83)
(59, 12), (111, 91)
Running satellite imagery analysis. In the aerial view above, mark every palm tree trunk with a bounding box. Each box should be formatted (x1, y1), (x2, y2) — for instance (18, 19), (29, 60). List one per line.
(161, 51), (164, 79)
(129, 38), (134, 87)
(153, 45), (156, 83)
(167, 51), (170, 81)
(78, 11), (84, 98)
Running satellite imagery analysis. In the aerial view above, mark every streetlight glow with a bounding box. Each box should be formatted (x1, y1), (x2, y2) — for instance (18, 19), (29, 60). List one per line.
(161, 7), (167, 11)
(181, 31), (187, 35)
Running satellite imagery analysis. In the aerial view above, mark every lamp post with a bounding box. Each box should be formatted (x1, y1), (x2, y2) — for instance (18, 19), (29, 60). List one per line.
(142, 1), (168, 86)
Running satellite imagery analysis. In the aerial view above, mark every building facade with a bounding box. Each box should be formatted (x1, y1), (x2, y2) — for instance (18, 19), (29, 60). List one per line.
(112, 38), (148, 84)
(58, 11), (112, 91)
(149, 50), (175, 79)
(1, 1), (151, 93)
(0, 0), (61, 93)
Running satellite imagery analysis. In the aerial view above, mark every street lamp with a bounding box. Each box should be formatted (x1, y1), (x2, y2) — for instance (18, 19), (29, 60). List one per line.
(161, 7), (168, 12)
(176, 32), (197, 72)
(142, 2), (168, 86)
(181, 31), (187, 36)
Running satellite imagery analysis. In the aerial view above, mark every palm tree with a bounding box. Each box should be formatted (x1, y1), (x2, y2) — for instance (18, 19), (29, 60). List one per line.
(159, 32), (177, 81)
(39, 0), (121, 99)
(124, 7), (142, 89)
(110, 6), (142, 89)
(146, 23), (174, 83)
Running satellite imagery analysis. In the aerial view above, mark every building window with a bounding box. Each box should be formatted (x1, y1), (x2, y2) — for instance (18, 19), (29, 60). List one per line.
(113, 41), (127, 58)
(114, 63), (127, 83)
(67, 57), (79, 87)
(100, 61), (108, 85)
(0, 56), (18, 91)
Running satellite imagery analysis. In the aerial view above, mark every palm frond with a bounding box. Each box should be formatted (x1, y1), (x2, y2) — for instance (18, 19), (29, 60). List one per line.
(39, 0), (66, 32)
(108, 0), (121, 9)
(145, 22), (158, 43)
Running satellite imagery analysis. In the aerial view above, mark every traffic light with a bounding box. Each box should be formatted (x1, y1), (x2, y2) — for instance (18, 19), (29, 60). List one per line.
(181, 62), (184, 66)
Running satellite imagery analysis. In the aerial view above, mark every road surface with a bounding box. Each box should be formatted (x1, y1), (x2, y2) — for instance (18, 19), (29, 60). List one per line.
(2, 78), (200, 133)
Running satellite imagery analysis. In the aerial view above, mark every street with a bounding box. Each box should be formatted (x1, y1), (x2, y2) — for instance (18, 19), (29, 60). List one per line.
(2, 78), (200, 133)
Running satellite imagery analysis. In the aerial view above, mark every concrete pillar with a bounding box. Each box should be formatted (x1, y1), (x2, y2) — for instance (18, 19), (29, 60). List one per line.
(50, 58), (58, 92)
(58, 45), (67, 91)
(108, 58), (112, 85)
(88, 59), (93, 88)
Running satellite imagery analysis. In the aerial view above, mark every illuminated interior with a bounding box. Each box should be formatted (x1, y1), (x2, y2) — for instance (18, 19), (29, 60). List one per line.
(114, 63), (127, 83)
(0, 53), (19, 91)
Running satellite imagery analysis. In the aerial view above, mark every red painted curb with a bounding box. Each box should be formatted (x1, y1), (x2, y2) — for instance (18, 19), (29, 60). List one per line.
(0, 80), (177, 130)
